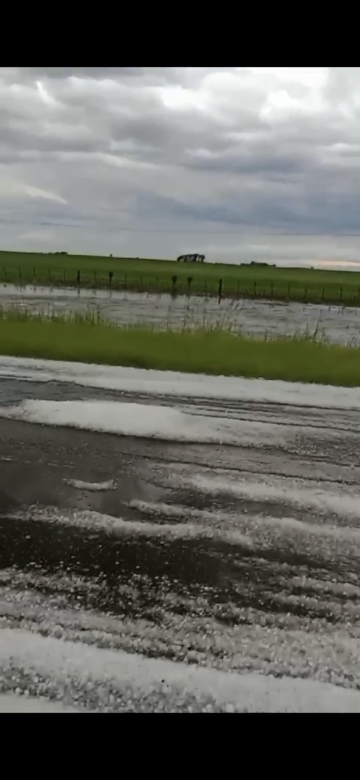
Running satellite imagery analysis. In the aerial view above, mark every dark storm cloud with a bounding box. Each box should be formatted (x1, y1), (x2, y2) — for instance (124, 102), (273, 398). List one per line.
(17, 67), (144, 80)
(18, 67), (232, 84)
(139, 184), (360, 234)
(2, 67), (360, 263)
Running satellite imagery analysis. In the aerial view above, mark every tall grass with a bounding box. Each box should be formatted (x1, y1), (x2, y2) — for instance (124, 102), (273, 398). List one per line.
(1, 308), (360, 386)
(0, 305), (105, 326)
(0, 300), (331, 343)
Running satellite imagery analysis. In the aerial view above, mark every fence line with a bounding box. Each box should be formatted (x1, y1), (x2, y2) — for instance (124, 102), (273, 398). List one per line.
(1, 266), (360, 306)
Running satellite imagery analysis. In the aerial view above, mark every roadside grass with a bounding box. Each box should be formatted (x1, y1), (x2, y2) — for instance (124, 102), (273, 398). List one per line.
(0, 301), (331, 343)
(1, 309), (360, 386)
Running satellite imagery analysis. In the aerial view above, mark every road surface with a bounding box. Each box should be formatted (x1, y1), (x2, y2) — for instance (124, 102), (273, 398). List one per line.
(1, 358), (360, 711)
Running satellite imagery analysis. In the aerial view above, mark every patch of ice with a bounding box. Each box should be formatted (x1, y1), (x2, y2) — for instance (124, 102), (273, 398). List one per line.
(1, 356), (360, 409)
(0, 399), (292, 447)
(5, 501), (360, 551)
(0, 693), (78, 713)
(129, 499), (360, 545)
(3, 505), (254, 548)
(1, 628), (360, 712)
(64, 478), (116, 492)
(185, 473), (360, 520)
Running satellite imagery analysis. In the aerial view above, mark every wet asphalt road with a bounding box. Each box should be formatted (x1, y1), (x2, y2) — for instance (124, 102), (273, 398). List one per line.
(1, 375), (360, 711)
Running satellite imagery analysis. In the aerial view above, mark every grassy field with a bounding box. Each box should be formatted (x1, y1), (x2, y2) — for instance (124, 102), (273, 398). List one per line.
(1, 309), (360, 386)
(1, 249), (360, 305)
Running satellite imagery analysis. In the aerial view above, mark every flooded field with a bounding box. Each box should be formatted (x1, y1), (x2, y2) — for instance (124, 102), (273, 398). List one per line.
(1, 283), (360, 345)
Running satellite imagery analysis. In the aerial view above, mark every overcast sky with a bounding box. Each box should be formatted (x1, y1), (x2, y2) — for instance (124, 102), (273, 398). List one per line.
(2, 67), (360, 267)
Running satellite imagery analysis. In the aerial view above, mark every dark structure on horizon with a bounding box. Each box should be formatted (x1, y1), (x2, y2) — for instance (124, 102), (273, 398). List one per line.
(177, 253), (205, 263)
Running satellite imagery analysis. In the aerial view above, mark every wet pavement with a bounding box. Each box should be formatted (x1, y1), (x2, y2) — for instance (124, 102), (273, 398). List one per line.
(1, 282), (360, 344)
(1, 369), (360, 711)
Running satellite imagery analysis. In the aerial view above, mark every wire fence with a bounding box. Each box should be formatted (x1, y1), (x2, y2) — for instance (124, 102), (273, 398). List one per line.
(2, 265), (360, 306)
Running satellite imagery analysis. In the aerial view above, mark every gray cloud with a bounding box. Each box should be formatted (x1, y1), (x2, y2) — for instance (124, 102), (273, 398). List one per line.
(2, 67), (360, 266)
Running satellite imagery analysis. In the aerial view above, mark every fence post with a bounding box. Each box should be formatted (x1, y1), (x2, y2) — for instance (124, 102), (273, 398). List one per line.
(187, 276), (192, 295)
(287, 283), (291, 298)
(218, 278), (223, 304)
(253, 281), (257, 297)
(124, 273), (127, 290)
(109, 271), (113, 286)
(304, 286), (307, 302)
(339, 286), (343, 303)
(77, 270), (81, 285)
(63, 268), (66, 284)
(33, 267), (36, 280)
(171, 275), (177, 294)
(271, 282), (274, 299)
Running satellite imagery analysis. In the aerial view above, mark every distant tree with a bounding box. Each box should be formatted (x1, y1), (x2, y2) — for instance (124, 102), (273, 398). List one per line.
(176, 253), (206, 263)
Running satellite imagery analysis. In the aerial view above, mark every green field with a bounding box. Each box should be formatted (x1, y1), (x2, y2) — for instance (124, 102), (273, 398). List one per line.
(1, 250), (360, 305)
(1, 309), (360, 387)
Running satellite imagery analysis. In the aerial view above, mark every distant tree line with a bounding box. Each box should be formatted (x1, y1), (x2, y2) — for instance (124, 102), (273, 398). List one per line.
(177, 253), (205, 263)
(248, 261), (276, 267)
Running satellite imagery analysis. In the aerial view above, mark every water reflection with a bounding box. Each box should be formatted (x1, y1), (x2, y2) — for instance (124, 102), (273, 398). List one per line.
(1, 282), (360, 345)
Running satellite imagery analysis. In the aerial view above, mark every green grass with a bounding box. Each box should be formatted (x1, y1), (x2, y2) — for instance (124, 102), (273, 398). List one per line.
(1, 249), (360, 305)
(1, 310), (360, 386)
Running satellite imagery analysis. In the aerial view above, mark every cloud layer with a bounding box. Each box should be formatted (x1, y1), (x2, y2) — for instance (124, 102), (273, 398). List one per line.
(1, 67), (360, 266)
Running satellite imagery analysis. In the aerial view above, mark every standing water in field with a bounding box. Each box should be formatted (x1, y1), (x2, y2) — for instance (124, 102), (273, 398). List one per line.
(0, 283), (360, 346)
